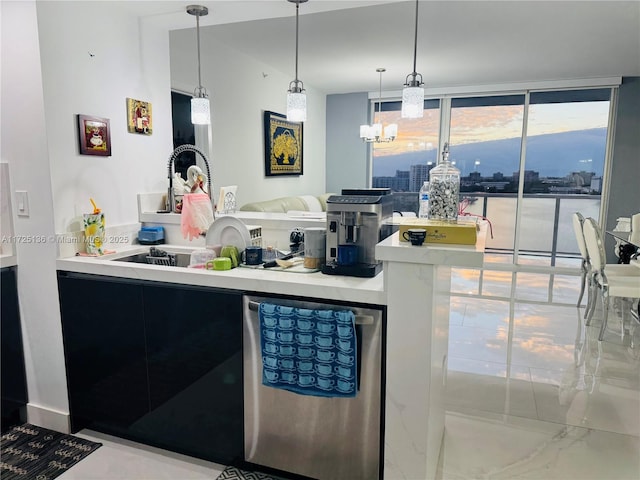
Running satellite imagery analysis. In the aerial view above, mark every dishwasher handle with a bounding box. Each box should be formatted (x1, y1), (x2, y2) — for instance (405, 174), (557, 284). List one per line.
(247, 300), (374, 325)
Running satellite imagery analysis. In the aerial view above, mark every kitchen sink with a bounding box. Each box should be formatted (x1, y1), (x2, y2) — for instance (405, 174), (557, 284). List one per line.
(111, 250), (191, 268)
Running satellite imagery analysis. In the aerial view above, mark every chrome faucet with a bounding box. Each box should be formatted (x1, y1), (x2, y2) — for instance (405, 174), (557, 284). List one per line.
(166, 144), (214, 217)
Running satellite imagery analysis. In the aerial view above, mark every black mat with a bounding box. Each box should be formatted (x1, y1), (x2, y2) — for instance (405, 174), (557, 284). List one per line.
(0, 423), (102, 480)
(216, 465), (281, 480)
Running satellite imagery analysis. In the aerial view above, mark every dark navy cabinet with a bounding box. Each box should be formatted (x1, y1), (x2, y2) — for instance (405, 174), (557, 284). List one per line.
(1, 267), (28, 431)
(57, 272), (244, 465)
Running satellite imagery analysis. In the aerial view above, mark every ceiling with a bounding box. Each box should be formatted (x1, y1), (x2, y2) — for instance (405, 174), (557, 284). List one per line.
(142, 0), (640, 94)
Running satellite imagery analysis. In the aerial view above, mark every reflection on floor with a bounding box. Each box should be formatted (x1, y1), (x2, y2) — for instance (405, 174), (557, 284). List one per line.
(59, 268), (640, 480)
(441, 267), (640, 479)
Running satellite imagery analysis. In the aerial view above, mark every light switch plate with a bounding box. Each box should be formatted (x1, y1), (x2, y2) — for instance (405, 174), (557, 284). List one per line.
(16, 190), (29, 217)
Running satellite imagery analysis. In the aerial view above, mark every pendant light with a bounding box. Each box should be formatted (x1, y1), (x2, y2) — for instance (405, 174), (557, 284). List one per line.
(401, 0), (424, 119)
(286, 0), (308, 122)
(360, 68), (398, 143)
(187, 5), (210, 125)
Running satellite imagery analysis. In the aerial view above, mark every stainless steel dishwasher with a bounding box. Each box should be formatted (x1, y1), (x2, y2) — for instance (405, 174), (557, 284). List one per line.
(243, 295), (383, 480)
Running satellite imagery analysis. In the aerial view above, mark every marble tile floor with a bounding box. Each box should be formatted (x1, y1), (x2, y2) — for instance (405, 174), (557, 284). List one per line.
(441, 268), (640, 479)
(58, 270), (639, 479)
(57, 430), (225, 479)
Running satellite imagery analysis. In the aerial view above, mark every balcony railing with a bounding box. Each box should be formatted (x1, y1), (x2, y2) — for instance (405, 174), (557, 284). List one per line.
(391, 192), (601, 266)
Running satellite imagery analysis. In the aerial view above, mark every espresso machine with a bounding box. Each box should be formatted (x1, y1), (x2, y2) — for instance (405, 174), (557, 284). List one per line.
(322, 189), (393, 278)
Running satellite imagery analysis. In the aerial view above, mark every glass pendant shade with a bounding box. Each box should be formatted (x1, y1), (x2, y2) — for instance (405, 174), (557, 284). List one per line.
(359, 122), (398, 141)
(191, 96), (210, 125)
(286, 0), (308, 122)
(401, 86), (425, 118)
(188, 5), (210, 125)
(401, 0), (425, 119)
(287, 91), (307, 122)
(384, 123), (398, 139)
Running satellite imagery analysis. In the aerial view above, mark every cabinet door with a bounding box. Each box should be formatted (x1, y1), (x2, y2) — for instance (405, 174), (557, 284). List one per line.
(57, 272), (148, 433)
(1, 267), (28, 429)
(137, 283), (243, 464)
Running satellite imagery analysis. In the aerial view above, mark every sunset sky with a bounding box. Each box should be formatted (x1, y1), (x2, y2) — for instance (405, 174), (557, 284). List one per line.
(373, 101), (610, 157)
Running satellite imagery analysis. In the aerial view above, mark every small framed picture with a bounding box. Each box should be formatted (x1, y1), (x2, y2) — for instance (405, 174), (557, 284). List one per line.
(126, 98), (153, 135)
(263, 110), (303, 176)
(77, 114), (111, 156)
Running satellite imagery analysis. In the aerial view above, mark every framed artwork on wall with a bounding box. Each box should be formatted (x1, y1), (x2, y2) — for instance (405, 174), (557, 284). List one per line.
(126, 98), (153, 135)
(263, 110), (303, 176)
(77, 114), (111, 156)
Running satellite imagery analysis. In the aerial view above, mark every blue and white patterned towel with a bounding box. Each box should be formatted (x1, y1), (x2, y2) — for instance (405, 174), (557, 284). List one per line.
(259, 302), (358, 398)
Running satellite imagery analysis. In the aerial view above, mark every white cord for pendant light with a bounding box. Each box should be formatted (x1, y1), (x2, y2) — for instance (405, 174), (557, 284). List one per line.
(187, 5), (210, 125)
(402, 0), (424, 119)
(286, 0), (308, 122)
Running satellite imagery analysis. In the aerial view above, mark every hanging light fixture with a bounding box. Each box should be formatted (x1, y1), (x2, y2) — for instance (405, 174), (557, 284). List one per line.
(401, 0), (424, 118)
(360, 68), (398, 143)
(187, 5), (210, 125)
(286, 0), (308, 122)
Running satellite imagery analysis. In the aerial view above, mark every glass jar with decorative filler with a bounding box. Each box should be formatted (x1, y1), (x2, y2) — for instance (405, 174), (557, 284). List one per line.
(428, 142), (460, 222)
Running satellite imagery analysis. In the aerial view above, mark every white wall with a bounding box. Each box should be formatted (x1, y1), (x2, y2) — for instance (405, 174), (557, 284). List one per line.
(170, 28), (326, 207)
(37, 1), (174, 234)
(326, 92), (370, 193)
(1, 0), (69, 428)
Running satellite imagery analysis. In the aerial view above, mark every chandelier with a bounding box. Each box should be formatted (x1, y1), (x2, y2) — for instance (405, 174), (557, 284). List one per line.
(360, 68), (398, 143)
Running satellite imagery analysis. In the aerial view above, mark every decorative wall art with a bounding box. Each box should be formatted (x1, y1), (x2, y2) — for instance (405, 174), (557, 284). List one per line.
(126, 98), (153, 135)
(77, 114), (111, 156)
(263, 110), (303, 176)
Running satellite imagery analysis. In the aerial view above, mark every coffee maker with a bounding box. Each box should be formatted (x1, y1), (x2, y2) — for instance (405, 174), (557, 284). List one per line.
(322, 189), (393, 278)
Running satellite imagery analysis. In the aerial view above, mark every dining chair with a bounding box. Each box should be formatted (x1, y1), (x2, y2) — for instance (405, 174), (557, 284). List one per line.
(582, 217), (640, 341)
(572, 212), (634, 315)
(572, 212), (591, 308)
(629, 212), (640, 247)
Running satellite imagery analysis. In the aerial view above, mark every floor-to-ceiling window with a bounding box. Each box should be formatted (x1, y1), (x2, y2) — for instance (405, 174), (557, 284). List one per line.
(368, 85), (615, 273)
(448, 95), (525, 258)
(371, 100), (440, 212)
(519, 89), (611, 267)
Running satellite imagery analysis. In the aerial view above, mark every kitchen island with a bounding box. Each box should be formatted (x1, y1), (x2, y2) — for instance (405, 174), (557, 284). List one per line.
(377, 228), (485, 480)
(56, 245), (385, 472)
(56, 223), (485, 479)
(57, 245), (384, 306)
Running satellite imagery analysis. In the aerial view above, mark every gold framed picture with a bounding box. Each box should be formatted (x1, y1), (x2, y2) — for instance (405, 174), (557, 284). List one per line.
(126, 98), (152, 135)
(263, 110), (303, 176)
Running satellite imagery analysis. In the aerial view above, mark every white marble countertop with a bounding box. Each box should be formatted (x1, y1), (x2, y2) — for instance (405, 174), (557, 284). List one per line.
(56, 245), (385, 306)
(376, 224), (487, 269)
(1, 253), (17, 268)
(56, 222), (486, 307)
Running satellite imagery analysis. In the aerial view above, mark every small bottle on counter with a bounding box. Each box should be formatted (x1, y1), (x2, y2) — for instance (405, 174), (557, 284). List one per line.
(418, 181), (430, 218)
